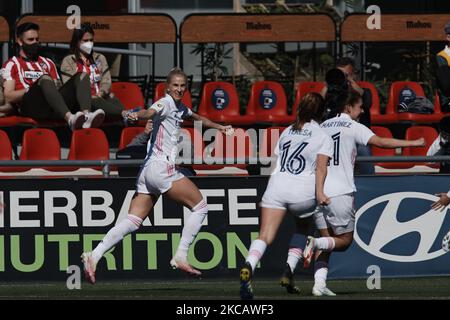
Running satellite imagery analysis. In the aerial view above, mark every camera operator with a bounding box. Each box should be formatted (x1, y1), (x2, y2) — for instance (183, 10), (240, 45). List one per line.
(427, 116), (450, 173)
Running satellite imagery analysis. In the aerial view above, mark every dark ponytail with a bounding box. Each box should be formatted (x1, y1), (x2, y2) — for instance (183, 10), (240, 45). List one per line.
(292, 92), (325, 131)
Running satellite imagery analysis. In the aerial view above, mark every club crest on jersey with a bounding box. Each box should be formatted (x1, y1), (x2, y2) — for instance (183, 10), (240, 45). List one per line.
(172, 110), (185, 127)
(93, 73), (101, 83)
(39, 61), (49, 71)
(24, 71), (44, 80)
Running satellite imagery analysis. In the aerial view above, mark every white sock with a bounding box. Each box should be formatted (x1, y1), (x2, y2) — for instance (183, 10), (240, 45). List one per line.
(245, 239), (267, 272)
(287, 247), (303, 273)
(176, 200), (208, 259)
(314, 237), (336, 251)
(92, 215), (142, 264)
(314, 261), (328, 286)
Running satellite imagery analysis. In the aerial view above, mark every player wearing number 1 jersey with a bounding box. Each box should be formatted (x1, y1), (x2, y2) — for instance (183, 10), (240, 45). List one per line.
(239, 93), (333, 300)
(296, 90), (425, 296)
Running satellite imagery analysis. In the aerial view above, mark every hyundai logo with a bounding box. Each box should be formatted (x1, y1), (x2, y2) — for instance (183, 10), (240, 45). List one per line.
(354, 192), (448, 262)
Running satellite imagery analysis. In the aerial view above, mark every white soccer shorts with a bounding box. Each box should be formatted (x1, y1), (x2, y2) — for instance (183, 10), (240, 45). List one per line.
(313, 193), (355, 235)
(136, 159), (185, 195)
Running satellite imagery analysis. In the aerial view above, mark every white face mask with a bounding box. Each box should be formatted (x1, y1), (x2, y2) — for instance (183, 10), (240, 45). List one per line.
(80, 41), (93, 55)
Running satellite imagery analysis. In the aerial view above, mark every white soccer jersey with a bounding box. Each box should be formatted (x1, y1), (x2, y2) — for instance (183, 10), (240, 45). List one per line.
(321, 113), (375, 197)
(143, 94), (192, 166)
(263, 122), (333, 204)
(427, 136), (441, 156)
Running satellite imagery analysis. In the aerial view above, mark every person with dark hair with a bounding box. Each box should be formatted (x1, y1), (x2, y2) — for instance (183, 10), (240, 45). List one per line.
(323, 68), (349, 119)
(81, 68), (233, 284)
(436, 22), (450, 112)
(323, 58), (375, 174)
(239, 92), (333, 300)
(299, 90), (424, 296)
(1, 22), (103, 130)
(61, 24), (127, 123)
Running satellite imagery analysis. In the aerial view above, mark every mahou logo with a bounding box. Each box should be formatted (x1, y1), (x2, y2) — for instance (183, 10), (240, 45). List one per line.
(354, 192), (448, 262)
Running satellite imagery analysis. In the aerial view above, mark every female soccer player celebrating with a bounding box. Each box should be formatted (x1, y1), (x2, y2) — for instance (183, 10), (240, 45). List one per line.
(302, 90), (425, 296)
(81, 68), (233, 283)
(239, 92), (333, 299)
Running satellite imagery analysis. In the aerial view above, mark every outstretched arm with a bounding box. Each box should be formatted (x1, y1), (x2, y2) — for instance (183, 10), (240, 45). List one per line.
(432, 191), (450, 212)
(189, 112), (233, 135)
(368, 135), (425, 149)
(124, 108), (157, 123)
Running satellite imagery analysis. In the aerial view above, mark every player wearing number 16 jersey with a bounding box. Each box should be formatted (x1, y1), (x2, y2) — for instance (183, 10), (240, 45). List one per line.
(298, 90), (425, 296)
(239, 93), (333, 300)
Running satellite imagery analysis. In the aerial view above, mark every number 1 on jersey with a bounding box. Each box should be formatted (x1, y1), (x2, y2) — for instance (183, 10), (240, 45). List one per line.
(330, 132), (340, 166)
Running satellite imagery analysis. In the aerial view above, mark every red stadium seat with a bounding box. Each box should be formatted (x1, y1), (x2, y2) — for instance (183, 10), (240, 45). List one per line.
(119, 126), (145, 150)
(292, 82), (325, 117)
(197, 82), (255, 125)
(0, 129), (24, 172)
(68, 128), (109, 171)
(390, 81), (441, 124)
(0, 115), (67, 128)
(111, 82), (145, 110)
(259, 126), (288, 158)
(246, 81), (294, 125)
(356, 81), (386, 125)
(154, 82), (193, 108)
(20, 128), (63, 171)
(433, 91), (445, 118)
(0, 116), (37, 127)
(370, 126), (413, 169)
(403, 125), (439, 168)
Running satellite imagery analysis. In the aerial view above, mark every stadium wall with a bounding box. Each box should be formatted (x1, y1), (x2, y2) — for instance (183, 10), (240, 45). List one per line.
(0, 175), (448, 281)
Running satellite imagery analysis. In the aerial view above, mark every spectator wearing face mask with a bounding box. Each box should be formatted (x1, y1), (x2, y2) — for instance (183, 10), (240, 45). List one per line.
(61, 24), (127, 122)
(1, 22), (101, 130)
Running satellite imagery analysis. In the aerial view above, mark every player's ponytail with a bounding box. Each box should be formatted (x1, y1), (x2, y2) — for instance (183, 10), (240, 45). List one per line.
(292, 92), (325, 131)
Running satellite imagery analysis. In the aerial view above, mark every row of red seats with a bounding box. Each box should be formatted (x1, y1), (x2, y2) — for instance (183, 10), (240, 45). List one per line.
(0, 124), (439, 173)
(371, 125), (439, 169)
(113, 80), (446, 127)
(0, 80), (444, 128)
(122, 125), (439, 171)
(0, 128), (109, 172)
(0, 126), (282, 173)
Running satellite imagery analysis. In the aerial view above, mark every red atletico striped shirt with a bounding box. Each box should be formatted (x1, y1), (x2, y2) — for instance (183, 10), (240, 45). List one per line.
(74, 59), (102, 96)
(1, 55), (60, 91)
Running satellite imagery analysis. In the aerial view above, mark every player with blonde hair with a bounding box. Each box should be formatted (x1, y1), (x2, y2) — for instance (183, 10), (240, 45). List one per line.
(81, 68), (233, 283)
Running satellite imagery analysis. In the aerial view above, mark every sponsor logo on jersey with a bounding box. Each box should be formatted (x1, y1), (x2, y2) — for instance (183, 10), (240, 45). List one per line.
(24, 71), (44, 80)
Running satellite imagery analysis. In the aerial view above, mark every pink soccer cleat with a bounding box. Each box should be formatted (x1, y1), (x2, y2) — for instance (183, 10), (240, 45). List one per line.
(170, 256), (202, 276)
(303, 236), (316, 269)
